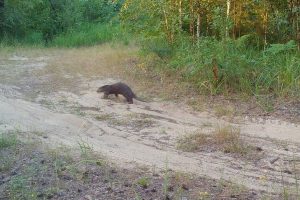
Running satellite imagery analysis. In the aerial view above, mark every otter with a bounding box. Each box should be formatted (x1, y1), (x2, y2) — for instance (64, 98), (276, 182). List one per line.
(97, 82), (144, 104)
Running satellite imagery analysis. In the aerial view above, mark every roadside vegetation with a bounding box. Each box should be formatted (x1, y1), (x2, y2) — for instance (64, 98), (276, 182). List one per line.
(1, 1), (300, 199)
(176, 125), (262, 159)
(0, 0), (299, 99)
(0, 131), (262, 199)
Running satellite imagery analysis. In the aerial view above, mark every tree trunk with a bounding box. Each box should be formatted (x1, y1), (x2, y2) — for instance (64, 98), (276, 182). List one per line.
(196, 13), (201, 38)
(163, 7), (172, 43)
(296, 0), (300, 50)
(226, 0), (231, 38)
(232, 0), (236, 39)
(263, 1), (268, 50)
(0, 0), (4, 35)
(189, 0), (195, 41)
(178, 0), (182, 31)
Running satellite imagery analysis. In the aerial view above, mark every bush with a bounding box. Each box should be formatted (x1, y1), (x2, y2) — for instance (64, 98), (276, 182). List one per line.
(140, 37), (173, 59)
(51, 23), (122, 47)
(150, 36), (300, 98)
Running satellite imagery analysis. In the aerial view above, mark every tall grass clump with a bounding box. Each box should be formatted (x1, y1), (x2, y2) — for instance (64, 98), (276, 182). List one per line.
(146, 35), (300, 99)
(0, 32), (45, 47)
(0, 133), (17, 149)
(51, 23), (126, 47)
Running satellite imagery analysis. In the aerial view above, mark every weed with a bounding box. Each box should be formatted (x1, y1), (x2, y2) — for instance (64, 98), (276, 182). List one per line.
(72, 107), (86, 117)
(134, 190), (143, 200)
(227, 182), (248, 196)
(177, 126), (254, 156)
(163, 158), (170, 199)
(0, 156), (14, 172)
(0, 132), (19, 172)
(8, 175), (38, 200)
(0, 133), (17, 149)
(173, 171), (191, 199)
(292, 153), (300, 198)
(198, 191), (210, 200)
(214, 105), (235, 118)
(160, 128), (167, 135)
(256, 95), (275, 112)
(78, 140), (94, 159)
(136, 176), (150, 189)
(95, 114), (113, 121)
(214, 126), (248, 154)
(187, 98), (205, 111)
(201, 122), (213, 128)
(38, 99), (55, 109)
(51, 24), (125, 48)
(176, 132), (209, 152)
(109, 114), (155, 131)
(31, 131), (46, 137)
(131, 118), (154, 130)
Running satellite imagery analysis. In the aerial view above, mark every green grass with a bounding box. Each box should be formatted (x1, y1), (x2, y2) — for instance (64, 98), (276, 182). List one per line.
(0, 23), (131, 48)
(0, 133), (17, 149)
(143, 36), (300, 99)
(51, 23), (129, 47)
(1, 136), (102, 200)
(136, 176), (150, 189)
(0, 35), (45, 47)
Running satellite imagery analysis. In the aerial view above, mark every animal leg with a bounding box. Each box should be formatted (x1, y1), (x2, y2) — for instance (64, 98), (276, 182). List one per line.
(103, 92), (109, 99)
(126, 97), (133, 104)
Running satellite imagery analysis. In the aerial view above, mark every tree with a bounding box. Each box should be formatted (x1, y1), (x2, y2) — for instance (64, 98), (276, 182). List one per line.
(0, 0), (4, 35)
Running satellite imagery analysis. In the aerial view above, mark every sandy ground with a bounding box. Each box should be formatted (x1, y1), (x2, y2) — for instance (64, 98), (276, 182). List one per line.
(0, 46), (299, 196)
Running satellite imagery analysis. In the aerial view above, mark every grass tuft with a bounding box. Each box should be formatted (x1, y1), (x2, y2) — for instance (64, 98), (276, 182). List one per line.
(136, 176), (150, 189)
(51, 23), (128, 48)
(177, 126), (253, 156)
(0, 133), (17, 149)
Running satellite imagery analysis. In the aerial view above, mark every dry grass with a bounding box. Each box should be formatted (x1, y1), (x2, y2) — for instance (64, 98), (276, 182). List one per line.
(109, 114), (155, 131)
(177, 126), (254, 156)
(214, 105), (235, 118)
(48, 44), (138, 77)
(176, 132), (209, 152)
(214, 126), (250, 155)
(95, 114), (113, 121)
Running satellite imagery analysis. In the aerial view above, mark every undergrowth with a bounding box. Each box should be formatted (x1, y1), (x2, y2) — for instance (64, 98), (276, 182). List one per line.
(51, 23), (130, 47)
(0, 23), (130, 48)
(141, 36), (300, 99)
(176, 125), (256, 157)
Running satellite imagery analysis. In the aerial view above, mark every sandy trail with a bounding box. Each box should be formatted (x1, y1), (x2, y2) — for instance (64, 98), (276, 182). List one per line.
(0, 49), (299, 195)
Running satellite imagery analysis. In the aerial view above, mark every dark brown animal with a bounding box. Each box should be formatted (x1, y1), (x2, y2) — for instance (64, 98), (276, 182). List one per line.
(97, 82), (143, 104)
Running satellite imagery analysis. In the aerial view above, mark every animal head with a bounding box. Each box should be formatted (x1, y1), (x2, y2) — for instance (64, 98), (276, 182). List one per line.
(97, 85), (109, 93)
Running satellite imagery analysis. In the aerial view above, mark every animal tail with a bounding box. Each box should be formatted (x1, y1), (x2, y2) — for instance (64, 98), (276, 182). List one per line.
(134, 96), (147, 102)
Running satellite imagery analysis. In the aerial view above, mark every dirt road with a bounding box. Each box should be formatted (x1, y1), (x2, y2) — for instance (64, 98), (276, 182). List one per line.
(0, 46), (299, 196)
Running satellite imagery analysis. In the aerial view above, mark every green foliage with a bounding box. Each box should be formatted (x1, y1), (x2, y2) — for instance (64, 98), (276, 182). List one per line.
(120, 0), (164, 38)
(51, 23), (121, 47)
(141, 37), (173, 59)
(0, 0), (122, 44)
(83, 0), (123, 23)
(264, 40), (298, 55)
(0, 0), (299, 99)
(9, 175), (39, 200)
(152, 37), (300, 98)
(211, 7), (234, 39)
(0, 133), (17, 149)
(235, 34), (261, 49)
(136, 176), (150, 188)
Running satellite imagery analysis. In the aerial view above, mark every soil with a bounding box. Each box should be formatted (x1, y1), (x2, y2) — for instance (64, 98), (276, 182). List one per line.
(0, 139), (259, 200)
(0, 45), (300, 199)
